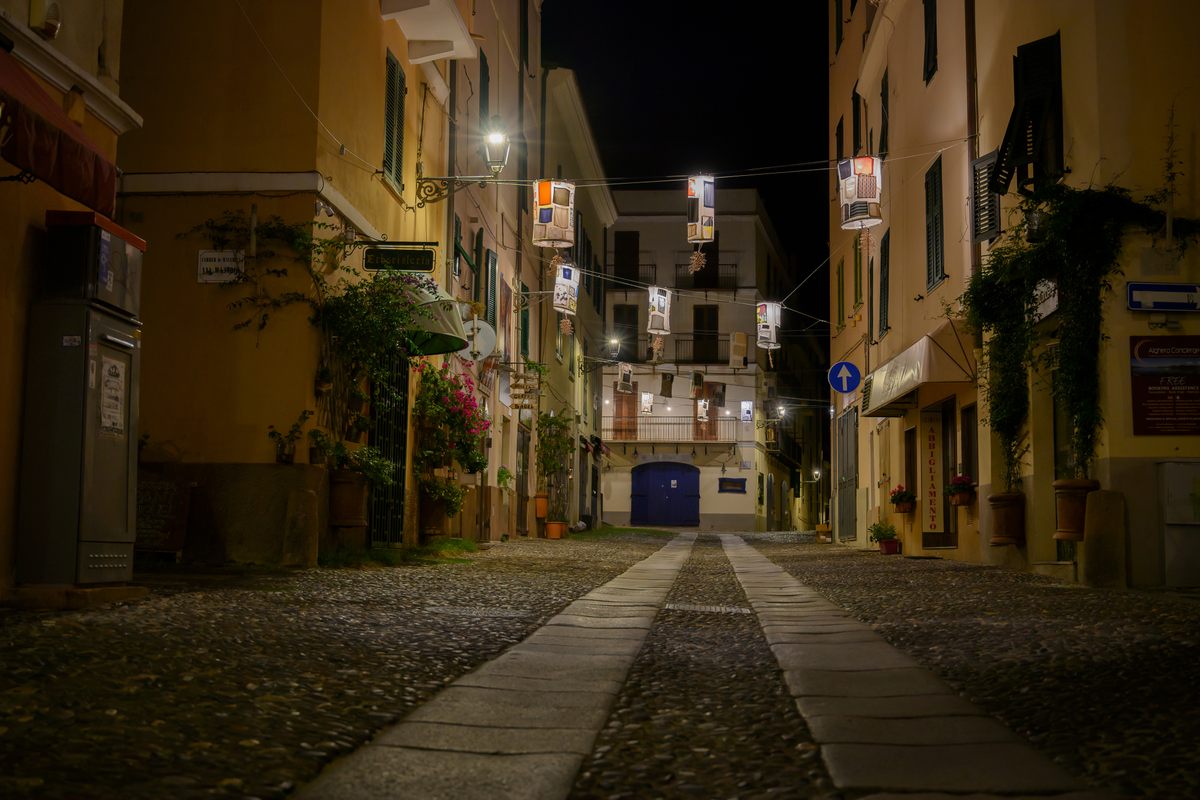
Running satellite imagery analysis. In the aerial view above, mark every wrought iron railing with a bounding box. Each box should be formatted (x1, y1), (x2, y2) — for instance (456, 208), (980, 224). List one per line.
(602, 415), (741, 442)
(673, 263), (739, 290)
(673, 335), (728, 364)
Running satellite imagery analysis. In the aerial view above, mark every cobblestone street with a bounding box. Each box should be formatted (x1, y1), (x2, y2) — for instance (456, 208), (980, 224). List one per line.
(2, 532), (1198, 799)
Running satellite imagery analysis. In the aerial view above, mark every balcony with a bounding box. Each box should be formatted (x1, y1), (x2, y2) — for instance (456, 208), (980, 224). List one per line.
(609, 264), (658, 287)
(673, 263), (739, 291)
(603, 415), (741, 443)
(608, 335), (730, 365)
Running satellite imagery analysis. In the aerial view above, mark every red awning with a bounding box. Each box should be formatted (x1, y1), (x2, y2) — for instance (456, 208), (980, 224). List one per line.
(0, 47), (117, 216)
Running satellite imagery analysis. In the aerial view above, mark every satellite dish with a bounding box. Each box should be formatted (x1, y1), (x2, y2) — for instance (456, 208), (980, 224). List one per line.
(457, 319), (497, 361)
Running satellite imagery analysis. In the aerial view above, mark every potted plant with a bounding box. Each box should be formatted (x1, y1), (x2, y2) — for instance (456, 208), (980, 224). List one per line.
(313, 365), (334, 397)
(328, 443), (396, 527)
(497, 465), (513, 493)
(889, 485), (916, 514)
(267, 410), (313, 464)
(536, 410), (574, 539)
(413, 361), (490, 539)
(868, 521), (901, 555)
(308, 428), (334, 467)
(946, 474), (976, 506)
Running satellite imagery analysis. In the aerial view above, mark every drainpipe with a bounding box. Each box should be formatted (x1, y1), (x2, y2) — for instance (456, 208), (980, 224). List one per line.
(965, 0), (980, 279)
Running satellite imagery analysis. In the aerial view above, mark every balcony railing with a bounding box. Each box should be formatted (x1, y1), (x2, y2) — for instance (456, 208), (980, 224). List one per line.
(673, 263), (739, 290)
(609, 263), (658, 287)
(672, 335), (728, 364)
(602, 415), (741, 443)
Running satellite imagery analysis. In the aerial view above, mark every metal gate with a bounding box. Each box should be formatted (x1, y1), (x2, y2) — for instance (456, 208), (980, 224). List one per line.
(368, 356), (409, 547)
(836, 407), (858, 541)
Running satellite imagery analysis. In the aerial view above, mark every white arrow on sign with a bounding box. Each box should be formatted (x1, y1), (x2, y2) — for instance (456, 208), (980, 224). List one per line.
(836, 364), (853, 392)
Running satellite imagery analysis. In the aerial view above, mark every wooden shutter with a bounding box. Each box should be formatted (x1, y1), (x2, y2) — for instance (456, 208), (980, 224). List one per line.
(836, 259), (845, 326)
(991, 33), (1063, 195)
(614, 381), (638, 440)
(879, 231), (891, 333)
(852, 85), (862, 154)
(923, 0), (938, 82)
(486, 249), (498, 327)
(853, 233), (863, 306)
(479, 50), (489, 123)
(835, 117), (844, 161)
(972, 151), (1001, 243)
(879, 70), (889, 158)
(383, 52), (404, 188)
(925, 157), (944, 288)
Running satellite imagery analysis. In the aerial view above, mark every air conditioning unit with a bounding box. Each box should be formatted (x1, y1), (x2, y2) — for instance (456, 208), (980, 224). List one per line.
(729, 331), (748, 368)
(838, 157), (883, 230)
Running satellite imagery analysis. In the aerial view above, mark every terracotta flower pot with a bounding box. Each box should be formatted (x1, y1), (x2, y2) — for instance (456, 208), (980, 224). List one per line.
(949, 491), (974, 507)
(534, 493), (549, 519)
(1053, 478), (1100, 541)
(892, 501), (915, 514)
(988, 492), (1025, 546)
(545, 521), (567, 539)
(330, 469), (369, 527)
(878, 539), (901, 555)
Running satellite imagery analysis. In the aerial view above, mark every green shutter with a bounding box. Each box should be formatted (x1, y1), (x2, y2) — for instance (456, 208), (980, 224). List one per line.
(853, 233), (863, 306)
(880, 70), (889, 158)
(925, 157), (944, 289)
(486, 249), (497, 327)
(879, 231), (890, 333)
(836, 259), (845, 327)
(479, 50), (490, 123)
(383, 52), (404, 188)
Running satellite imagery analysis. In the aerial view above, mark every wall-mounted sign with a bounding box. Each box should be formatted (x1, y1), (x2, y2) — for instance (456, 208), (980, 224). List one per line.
(922, 412), (943, 534)
(1131, 336), (1200, 435)
(828, 360), (862, 394)
(363, 246), (436, 272)
(1127, 282), (1200, 312)
(197, 250), (244, 283)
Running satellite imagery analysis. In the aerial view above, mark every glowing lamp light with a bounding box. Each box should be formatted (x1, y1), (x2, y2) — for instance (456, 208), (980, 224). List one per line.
(837, 156), (883, 229)
(553, 263), (580, 316)
(483, 117), (511, 176)
(532, 179), (576, 248)
(756, 302), (781, 350)
(647, 286), (672, 335)
(687, 175), (715, 243)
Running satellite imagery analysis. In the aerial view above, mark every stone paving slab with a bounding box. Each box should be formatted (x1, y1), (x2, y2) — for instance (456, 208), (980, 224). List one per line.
(298, 745), (583, 800)
(822, 743), (1083, 793)
(807, 714), (1022, 745)
(783, 667), (956, 697)
(796, 693), (982, 718)
(859, 792), (1121, 800)
(770, 641), (923, 671)
(765, 630), (881, 644)
(375, 721), (597, 755)
(297, 533), (697, 799)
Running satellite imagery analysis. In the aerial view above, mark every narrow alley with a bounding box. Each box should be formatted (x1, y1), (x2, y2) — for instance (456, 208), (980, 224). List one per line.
(2, 532), (1196, 799)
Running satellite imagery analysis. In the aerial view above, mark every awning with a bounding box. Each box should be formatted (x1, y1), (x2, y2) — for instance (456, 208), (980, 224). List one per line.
(0, 47), (117, 217)
(861, 320), (976, 417)
(407, 282), (469, 356)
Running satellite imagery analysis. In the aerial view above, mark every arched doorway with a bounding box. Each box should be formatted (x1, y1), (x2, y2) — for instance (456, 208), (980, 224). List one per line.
(630, 462), (700, 527)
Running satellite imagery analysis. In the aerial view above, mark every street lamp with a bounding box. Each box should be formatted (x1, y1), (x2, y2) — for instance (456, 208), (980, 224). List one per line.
(415, 116), (511, 207)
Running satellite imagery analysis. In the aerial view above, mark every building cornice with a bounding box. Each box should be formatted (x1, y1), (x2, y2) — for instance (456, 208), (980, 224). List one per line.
(0, 9), (142, 134)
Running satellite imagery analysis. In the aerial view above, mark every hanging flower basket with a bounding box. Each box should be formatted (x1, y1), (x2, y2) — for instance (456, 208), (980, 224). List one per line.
(947, 474), (975, 506)
(889, 485), (916, 514)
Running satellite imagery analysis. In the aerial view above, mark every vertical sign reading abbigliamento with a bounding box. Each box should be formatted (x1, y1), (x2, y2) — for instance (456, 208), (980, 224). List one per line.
(922, 412), (943, 533)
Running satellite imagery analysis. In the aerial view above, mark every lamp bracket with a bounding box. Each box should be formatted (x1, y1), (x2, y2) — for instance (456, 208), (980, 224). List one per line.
(415, 162), (492, 208)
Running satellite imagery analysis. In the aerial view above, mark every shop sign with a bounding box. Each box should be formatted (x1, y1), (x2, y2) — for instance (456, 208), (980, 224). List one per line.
(1131, 336), (1200, 435)
(922, 412), (943, 533)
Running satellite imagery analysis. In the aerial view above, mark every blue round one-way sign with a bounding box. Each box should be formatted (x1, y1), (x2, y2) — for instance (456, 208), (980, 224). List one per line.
(827, 361), (862, 394)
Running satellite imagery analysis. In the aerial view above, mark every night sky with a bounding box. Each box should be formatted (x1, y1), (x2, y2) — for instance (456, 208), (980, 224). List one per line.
(542, 1), (830, 320)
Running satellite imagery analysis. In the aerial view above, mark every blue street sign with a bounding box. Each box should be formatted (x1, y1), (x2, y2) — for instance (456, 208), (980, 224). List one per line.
(1127, 282), (1200, 312)
(828, 361), (862, 394)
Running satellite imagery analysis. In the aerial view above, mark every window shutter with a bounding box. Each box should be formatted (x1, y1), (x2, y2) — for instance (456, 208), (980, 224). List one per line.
(991, 33), (1063, 195)
(879, 70), (889, 158)
(479, 50), (490, 123)
(923, 0), (938, 82)
(852, 86), (862, 154)
(853, 233), (863, 306)
(879, 230), (891, 333)
(835, 117), (844, 161)
(383, 52), (403, 187)
(486, 249), (498, 327)
(836, 259), (845, 327)
(925, 158), (944, 288)
(835, 0), (844, 52)
(971, 151), (1001, 243)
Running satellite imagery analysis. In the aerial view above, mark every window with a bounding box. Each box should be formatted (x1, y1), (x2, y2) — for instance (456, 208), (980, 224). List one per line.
(479, 49), (490, 123)
(960, 404), (978, 483)
(852, 86), (862, 155)
(835, 0), (844, 52)
(879, 230), (891, 334)
(485, 248), (497, 327)
(614, 230), (639, 282)
(835, 117), (844, 161)
(567, 330), (576, 379)
(836, 258), (845, 328)
(519, 0), (529, 69)
(990, 33), (1064, 195)
(972, 150), (1001, 242)
(520, 282), (530, 357)
(383, 52), (405, 189)
(923, 0), (938, 83)
(879, 70), (889, 158)
(925, 157), (945, 289)
(613, 304), (638, 360)
(853, 233), (863, 307)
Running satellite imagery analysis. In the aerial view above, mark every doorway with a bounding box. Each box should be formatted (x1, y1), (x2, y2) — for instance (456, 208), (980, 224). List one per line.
(836, 407), (858, 541)
(630, 462), (700, 526)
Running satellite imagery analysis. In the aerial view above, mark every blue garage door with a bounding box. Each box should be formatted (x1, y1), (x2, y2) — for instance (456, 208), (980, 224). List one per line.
(631, 462), (700, 527)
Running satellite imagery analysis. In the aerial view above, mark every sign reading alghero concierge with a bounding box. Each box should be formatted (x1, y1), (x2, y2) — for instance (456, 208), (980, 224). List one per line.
(197, 250), (245, 283)
(1131, 336), (1200, 435)
(363, 245), (435, 272)
(922, 412), (944, 533)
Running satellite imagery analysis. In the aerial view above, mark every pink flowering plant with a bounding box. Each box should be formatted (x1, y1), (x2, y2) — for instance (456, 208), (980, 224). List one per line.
(889, 484), (916, 504)
(414, 361), (490, 514)
(946, 474), (975, 496)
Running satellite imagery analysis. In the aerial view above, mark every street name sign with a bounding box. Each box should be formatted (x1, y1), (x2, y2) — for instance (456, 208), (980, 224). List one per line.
(363, 245), (436, 272)
(1127, 282), (1200, 312)
(828, 361), (862, 394)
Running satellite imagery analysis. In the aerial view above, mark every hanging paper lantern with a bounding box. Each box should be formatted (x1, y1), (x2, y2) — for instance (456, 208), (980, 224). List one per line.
(690, 371), (704, 398)
(532, 179), (576, 248)
(687, 175), (715, 243)
(697, 398), (710, 422)
(838, 156), (883, 230)
(617, 363), (633, 393)
(756, 302), (781, 350)
(640, 392), (654, 414)
(647, 286), (672, 336)
(553, 263), (580, 316)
